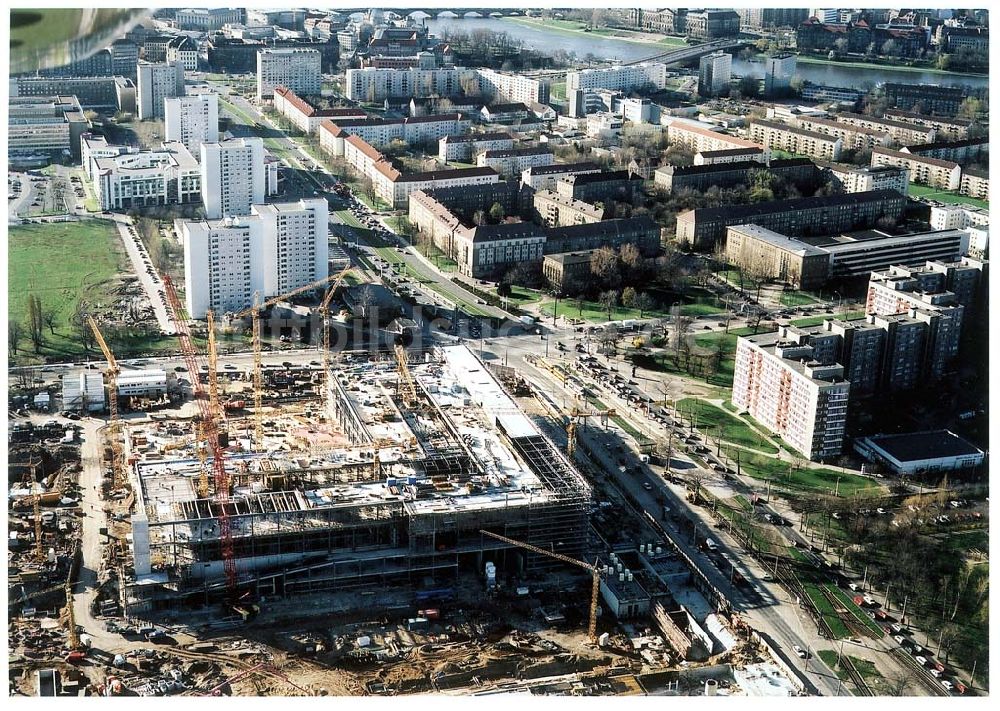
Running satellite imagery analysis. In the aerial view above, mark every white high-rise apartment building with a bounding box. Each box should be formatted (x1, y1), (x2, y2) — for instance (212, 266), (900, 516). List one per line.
(180, 198), (328, 318)
(698, 52), (732, 97)
(764, 53), (796, 96)
(256, 47), (321, 102)
(565, 63), (667, 94)
(732, 328), (850, 460)
(137, 60), (185, 120)
(164, 93), (219, 154)
(200, 137), (266, 219)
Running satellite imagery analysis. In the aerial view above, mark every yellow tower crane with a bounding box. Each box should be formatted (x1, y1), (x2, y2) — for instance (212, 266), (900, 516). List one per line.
(394, 344), (417, 406)
(231, 273), (344, 451)
(195, 420), (210, 498)
(317, 267), (353, 411)
(87, 316), (127, 490)
(479, 529), (602, 642)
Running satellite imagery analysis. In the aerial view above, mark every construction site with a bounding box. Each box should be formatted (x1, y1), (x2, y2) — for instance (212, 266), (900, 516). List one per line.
(8, 268), (807, 698)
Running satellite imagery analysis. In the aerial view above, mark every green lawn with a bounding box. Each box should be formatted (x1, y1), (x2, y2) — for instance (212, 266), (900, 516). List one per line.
(507, 285), (542, 305)
(505, 16), (686, 47)
(540, 297), (672, 323)
(677, 398), (778, 453)
(9, 220), (125, 363)
(790, 310), (867, 327)
(804, 582), (851, 639)
(908, 184), (988, 210)
(550, 81), (566, 102)
(779, 290), (823, 307)
(721, 445), (885, 498)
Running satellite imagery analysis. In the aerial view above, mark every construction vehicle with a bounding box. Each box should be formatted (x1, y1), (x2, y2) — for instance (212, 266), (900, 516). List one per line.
(87, 316), (127, 489)
(479, 529), (603, 642)
(230, 272), (347, 451)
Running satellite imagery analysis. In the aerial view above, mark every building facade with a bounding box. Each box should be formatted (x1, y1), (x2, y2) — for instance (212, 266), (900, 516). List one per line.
(136, 60), (185, 120)
(871, 147), (961, 191)
(257, 47), (322, 101)
(748, 119), (843, 161)
(698, 52), (732, 98)
(200, 137), (266, 219)
(93, 141), (200, 210)
(164, 93), (219, 155)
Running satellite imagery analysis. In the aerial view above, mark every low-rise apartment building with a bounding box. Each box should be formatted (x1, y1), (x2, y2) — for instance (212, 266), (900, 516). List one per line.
(834, 111), (937, 145)
(748, 119), (843, 161)
(566, 63), (667, 93)
(666, 120), (767, 157)
(901, 137), (988, 165)
(273, 86), (367, 134)
(694, 147), (767, 165)
(677, 190), (906, 249)
(93, 141), (201, 210)
(883, 110), (971, 141)
(794, 115), (890, 151)
(477, 147), (553, 177)
(319, 114), (471, 155)
(819, 162), (910, 195)
(533, 190), (606, 227)
(521, 162), (602, 192)
(959, 168), (989, 201)
(929, 203), (989, 232)
(656, 158), (817, 195)
(883, 82), (967, 116)
(871, 147), (961, 191)
(438, 132), (514, 162)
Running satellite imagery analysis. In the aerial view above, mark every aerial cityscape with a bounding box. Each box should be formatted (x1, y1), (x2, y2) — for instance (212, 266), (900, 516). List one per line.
(6, 5), (990, 699)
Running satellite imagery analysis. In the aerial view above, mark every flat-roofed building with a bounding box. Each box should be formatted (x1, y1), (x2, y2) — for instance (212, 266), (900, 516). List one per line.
(748, 119), (842, 161)
(676, 190), (906, 250)
(929, 204), (989, 232)
(521, 162), (602, 192)
(80, 133), (136, 180)
(732, 327), (850, 460)
(438, 132), (514, 162)
(567, 62), (668, 93)
(92, 141), (200, 210)
(200, 137), (266, 219)
(8, 95), (89, 162)
(257, 47), (321, 101)
(855, 430), (985, 476)
(819, 162), (910, 195)
(477, 147), (554, 177)
(871, 147), (961, 191)
(555, 170), (645, 204)
(959, 168), (989, 200)
(724, 225), (831, 289)
(883, 82), (966, 115)
(542, 250), (598, 292)
(10, 76), (118, 108)
(164, 93), (219, 154)
(136, 60), (185, 120)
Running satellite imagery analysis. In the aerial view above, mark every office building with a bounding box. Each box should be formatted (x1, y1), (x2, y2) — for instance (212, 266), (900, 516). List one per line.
(200, 137), (266, 220)
(10, 76), (118, 108)
(164, 93), (219, 155)
(542, 250), (599, 292)
(115, 77), (137, 115)
(136, 60), (185, 120)
(731, 327), (850, 460)
(929, 204), (989, 232)
(724, 225), (831, 290)
(764, 53), (797, 97)
(92, 141), (201, 210)
(685, 9), (741, 39)
(676, 190), (906, 249)
(80, 133), (136, 180)
(175, 7), (244, 31)
(698, 52), (732, 98)
(109, 38), (140, 82)
(748, 119), (843, 161)
(180, 198), (327, 319)
(554, 170), (644, 204)
(8, 95), (88, 163)
(257, 47), (322, 102)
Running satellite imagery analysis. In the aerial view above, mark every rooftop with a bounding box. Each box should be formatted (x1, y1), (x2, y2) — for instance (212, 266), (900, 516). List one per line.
(863, 430), (984, 463)
(524, 161), (600, 176)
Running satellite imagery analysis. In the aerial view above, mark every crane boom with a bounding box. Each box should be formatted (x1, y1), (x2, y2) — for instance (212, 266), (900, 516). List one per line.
(319, 268), (353, 411)
(479, 529), (601, 641)
(87, 316), (126, 489)
(206, 310), (221, 422)
(231, 272), (342, 319)
(161, 274), (238, 597)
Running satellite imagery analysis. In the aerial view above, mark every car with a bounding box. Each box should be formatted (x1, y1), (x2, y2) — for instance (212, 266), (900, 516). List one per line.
(915, 656), (928, 666)
(224, 364), (237, 370)
(174, 366), (187, 372)
(792, 645), (808, 659)
(893, 635), (906, 644)
(940, 680), (954, 691)
(930, 668), (943, 678)
(642, 482), (653, 491)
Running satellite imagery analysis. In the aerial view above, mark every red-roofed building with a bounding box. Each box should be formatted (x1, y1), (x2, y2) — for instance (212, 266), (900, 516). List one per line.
(273, 86), (367, 134)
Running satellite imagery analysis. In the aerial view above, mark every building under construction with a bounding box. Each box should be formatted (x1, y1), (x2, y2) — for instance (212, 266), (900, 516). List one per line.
(123, 345), (591, 612)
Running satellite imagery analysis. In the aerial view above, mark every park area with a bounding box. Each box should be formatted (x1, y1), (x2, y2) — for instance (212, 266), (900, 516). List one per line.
(8, 219), (124, 363)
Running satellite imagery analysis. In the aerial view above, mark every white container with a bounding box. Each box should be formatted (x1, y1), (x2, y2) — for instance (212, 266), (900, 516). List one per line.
(356, 636), (371, 648)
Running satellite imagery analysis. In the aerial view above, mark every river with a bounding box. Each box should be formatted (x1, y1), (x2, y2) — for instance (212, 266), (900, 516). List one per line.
(425, 17), (987, 90)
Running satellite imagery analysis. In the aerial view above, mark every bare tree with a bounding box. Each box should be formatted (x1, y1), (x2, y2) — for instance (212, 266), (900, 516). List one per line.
(72, 302), (97, 354)
(599, 289), (619, 321)
(635, 292), (655, 318)
(42, 308), (57, 335)
(590, 246), (622, 289)
(27, 294), (44, 352)
(9, 322), (24, 356)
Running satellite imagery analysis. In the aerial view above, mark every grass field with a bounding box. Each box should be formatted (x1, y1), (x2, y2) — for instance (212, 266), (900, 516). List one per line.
(9, 220), (124, 362)
(721, 445), (885, 499)
(803, 582), (851, 638)
(539, 297), (672, 322)
(908, 184), (988, 209)
(779, 290), (822, 307)
(676, 398), (778, 453)
(505, 16), (687, 46)
(827, 585), (885, 637)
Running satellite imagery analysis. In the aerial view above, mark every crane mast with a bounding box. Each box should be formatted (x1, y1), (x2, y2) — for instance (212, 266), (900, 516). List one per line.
(87, 316), (127, 490)
(162, 275), (238, 598)
(480, 529), (601, 641)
